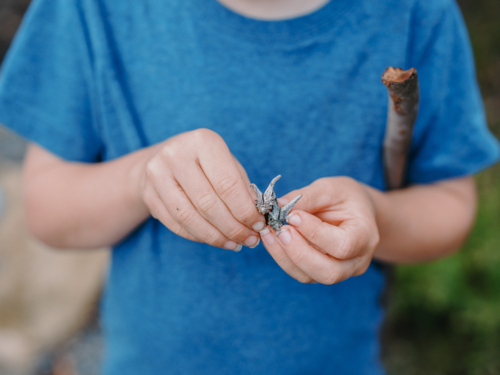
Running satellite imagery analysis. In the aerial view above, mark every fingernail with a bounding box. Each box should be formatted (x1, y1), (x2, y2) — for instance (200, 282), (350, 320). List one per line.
(235, 244), (242, 252)
(286, 213), (301, 227)
(252, 221), (266, 232)
(278, 229), (291, 245)
(245, 236), (259, 248)
(249, 238), (260, 248)
(278, 198), (289, 206)
(224, 241), (239, 251)
(260, 228), (275, 246)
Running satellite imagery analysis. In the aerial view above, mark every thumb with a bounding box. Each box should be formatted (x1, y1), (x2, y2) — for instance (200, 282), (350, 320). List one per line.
(279, 184), (329, 215)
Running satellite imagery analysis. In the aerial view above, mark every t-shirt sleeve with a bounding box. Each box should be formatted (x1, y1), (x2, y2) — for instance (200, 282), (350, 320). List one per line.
(406, 0), (500, 184)
(0, 0), (102, 162)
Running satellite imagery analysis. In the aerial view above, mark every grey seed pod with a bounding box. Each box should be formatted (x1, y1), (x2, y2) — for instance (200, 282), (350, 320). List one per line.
(268, 194), (302, 231)
(251, 175), (281, 215)
(251, 175), (301, 231)
(279, 195), (302, 222)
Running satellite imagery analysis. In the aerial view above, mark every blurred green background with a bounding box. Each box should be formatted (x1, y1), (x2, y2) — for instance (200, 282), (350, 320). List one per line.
(383, 1), (500, 374)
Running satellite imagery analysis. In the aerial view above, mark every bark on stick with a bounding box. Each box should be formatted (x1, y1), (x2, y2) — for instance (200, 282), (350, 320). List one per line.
(381, 67), (419, 190)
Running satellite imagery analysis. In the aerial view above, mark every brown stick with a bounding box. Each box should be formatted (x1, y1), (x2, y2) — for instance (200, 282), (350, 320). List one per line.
(381, 67), (419, 190)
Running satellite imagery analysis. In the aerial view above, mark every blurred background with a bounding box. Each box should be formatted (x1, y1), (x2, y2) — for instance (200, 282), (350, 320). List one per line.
(1, 4), (108, 375)
(0, 0), (499, 374)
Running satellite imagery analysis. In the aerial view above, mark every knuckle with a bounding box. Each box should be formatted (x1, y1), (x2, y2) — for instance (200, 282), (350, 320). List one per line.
(294, 187), (310, 204)
(337, 176), (356, 187)
(358, 220), (379, 254)
(225, 224), (247, 241)
(297, 274), (314, 284)
(141, 184), (151, 200)
(160, 143), (176, 158)
(149, 208), (159, 220)
(191, 128), (221, 144)
(205, 231), (223, 247)
(161, 138), (189, 161)
(274, 253), (291, 265)
(216, 176), (240, 200)
(307, 223), (324, 244)
(233, 202), (258, 224)
(370, 224), (380, 248)
(288, 247), (307, 265)
(313, 177), (329, 190)
(370, 230), (380, 251)
(198, 192), (219, 215)
(323, 269), (343, 285)
(170, 223), (185, 237)
(145, 160), (159, 179)
(141, 188), (155, 208)
(354, 260), (370, 276)
(174, 206), (196, 226)
(337, 235), (356, 259)
(160, 145), (179, 163)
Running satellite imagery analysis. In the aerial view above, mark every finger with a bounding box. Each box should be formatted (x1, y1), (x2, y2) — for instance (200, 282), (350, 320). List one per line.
(142, 183), (200, 242)
(232, 155), (251, 187)
(174, 162), (260, 248)
(286, 210), (371, 260)
(155, 173), (242, 251)
(259, 227), (315, 283)
(280, 178), (354, 226)
(279, 181), (334, 215)
(232, 155), (259, 202)
(198, 142), (266, 232)
(276, 226), (364, 285)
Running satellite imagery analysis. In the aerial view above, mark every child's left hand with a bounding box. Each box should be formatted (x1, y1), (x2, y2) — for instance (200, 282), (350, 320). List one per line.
(259, 177), (380, 284)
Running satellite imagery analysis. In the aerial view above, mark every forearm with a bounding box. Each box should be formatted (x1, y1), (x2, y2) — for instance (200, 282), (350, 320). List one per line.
(367, 176), (477, 263)
(24, 128), (266, 252)
(23, 143), (161, 249)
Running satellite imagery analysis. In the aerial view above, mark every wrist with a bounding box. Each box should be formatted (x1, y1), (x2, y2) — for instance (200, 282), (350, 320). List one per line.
(126, 143), (165, 219)
(361, 184), (394, 260)
(361, 183), (386, 223)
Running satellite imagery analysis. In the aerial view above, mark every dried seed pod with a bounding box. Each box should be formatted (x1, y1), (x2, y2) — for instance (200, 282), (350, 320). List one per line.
(251, 175), (281, 215)
(251, 175), (301, 231)
(268, 194), (302, 231)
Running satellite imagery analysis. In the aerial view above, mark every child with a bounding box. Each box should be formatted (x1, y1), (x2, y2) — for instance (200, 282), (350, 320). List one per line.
(0, 0), (498, 373)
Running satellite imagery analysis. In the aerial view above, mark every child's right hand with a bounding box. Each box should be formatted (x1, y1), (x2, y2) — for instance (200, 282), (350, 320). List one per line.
(141, 128), (265, 251)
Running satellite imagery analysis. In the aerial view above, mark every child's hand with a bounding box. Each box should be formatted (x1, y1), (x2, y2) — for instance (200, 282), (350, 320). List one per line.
(259, 177), (379, 284)
(141, 129), (265, 251)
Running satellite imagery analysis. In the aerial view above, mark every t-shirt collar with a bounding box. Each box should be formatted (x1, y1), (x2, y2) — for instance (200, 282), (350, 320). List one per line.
(190, 0), (360, 47)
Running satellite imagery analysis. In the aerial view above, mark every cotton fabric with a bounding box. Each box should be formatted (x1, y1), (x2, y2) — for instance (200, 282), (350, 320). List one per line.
(0, 0), (498, 374)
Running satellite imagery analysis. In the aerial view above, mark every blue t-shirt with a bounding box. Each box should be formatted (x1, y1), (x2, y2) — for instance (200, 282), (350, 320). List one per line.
(0, 0), (498, 374)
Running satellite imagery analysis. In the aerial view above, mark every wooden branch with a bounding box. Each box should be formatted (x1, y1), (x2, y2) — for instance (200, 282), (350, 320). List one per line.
(381, 67), (420, 190)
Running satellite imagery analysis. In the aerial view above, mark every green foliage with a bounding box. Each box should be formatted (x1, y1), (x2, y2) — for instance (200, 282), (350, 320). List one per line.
(394, 166), (500, 326)
(385, 165), (500, 375)
(457, 0), (500, 97)
(383, 3), (500, 373)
